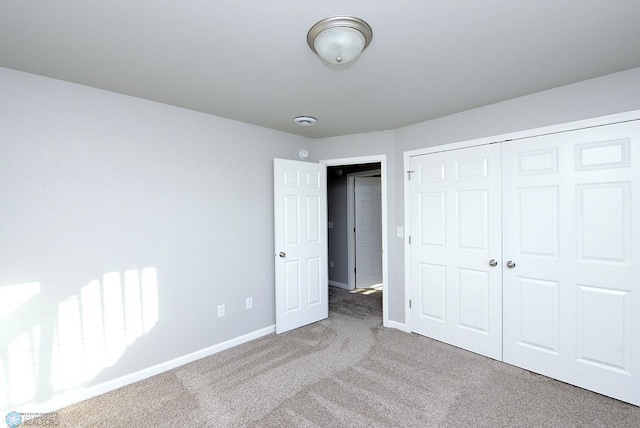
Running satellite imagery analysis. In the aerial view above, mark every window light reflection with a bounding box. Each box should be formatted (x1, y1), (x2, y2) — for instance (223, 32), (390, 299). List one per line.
(0, 282), (41, 317)
(81, 280), (106, 382)
(7, 325), (41, 405)
(51, 297), (83, 391)
(124, 270), (143, 345)
(103, 272), (126, 368)
(0, 358), (6, 409)
(141, 268), (158, 333)
(0, 267), (159, 411)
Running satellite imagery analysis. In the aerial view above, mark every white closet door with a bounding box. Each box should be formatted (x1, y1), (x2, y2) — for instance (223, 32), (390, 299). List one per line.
(410, 144), (502, 360)
(502, 121), (640, 405)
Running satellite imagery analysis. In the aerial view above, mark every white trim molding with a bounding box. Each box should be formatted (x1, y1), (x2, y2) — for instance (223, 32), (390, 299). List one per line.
(346, 168), (382, 290)
(18, 325), (276, 414)
(321, 155), (390, 329)
(384, 320), (411, 333)
(329, 280), (350, 290)
(404, 109), (640, 159)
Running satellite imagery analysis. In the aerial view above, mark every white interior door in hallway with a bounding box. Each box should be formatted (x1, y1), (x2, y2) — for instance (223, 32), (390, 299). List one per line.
(409, 144), (503, 360)
(502, 121), (640, 406)
(354, 177), (383, 288)
(408, 119), (640, 405)
(273, 159), (328, 334)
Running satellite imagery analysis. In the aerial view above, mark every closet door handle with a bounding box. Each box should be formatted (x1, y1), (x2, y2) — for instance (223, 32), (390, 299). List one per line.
(278, 252), (286, 258)
(489, 259), (498, 267)
(506, 260), (516, 269)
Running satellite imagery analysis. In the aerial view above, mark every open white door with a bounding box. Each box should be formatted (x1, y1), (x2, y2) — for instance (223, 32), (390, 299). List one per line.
(355, 177), (382, 288)
(274, 158), (328, 334)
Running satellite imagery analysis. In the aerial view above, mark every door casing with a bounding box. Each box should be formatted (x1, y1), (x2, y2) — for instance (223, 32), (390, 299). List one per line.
(354, 176), (383, 289)
(320, 155), (390, 328)
(347, 169), (381, 290)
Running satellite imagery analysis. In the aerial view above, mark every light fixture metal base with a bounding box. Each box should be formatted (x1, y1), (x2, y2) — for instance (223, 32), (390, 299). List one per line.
(307, 16), (373, 55)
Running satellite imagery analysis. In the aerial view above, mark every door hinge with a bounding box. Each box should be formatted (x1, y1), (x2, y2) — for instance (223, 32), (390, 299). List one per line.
(408, 236), (412, 245)
(407, 170), (414, 180)
(353, 227), (356, 233)
(354, 267), (356, 273)
(409, 299), (412, 309)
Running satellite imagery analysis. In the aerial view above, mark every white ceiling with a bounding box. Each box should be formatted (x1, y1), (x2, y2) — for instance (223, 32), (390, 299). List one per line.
(2, 1), (640, 138)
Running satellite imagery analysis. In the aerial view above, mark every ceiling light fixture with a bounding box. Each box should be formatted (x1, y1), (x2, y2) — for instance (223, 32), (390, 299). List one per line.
(293, 116), (317, 126)
(307, 16), (373, 65)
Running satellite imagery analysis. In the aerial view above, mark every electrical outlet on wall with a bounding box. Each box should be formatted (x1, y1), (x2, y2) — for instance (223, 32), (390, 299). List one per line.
(246, 297), (253, 309)
(217, 304), (225, 317)
(330, 261), (334, 268)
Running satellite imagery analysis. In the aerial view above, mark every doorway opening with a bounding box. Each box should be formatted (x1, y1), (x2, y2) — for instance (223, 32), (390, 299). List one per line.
(321, 155), (388, 326)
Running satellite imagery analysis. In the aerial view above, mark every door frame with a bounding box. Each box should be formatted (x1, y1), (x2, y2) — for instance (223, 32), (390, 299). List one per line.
(347, 169), (382, 290)
(321, 155), (389, 327)
(403, 109), (640, 332)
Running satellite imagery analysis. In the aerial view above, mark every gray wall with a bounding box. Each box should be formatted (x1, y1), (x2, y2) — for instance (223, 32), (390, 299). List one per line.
(312, 66), (640, 324)
(327, 169), (348, 285)
(0, 67), (307, 410)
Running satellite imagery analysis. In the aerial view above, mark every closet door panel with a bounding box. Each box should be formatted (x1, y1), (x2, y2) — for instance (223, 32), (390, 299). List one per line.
(410, 143), (502, 360)
(503, 121), (640, 406)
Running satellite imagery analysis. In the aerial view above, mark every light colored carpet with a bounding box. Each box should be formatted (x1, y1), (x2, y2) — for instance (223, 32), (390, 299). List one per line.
(57, 287), (640, 427)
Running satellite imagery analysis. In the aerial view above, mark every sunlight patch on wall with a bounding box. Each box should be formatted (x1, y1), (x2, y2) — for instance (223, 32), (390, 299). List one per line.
(81, 280), (106, 382)
(0, 358), (6, 409)
(50, 268), (159, 394)
(51, 297), (84, 390)
(0, 282), (42, 408)
(141, 268), (159, 333)
(0, 267), (159, 410)
(6, 326), (41, 406)
(124, 270), (143, 345)
(102, 272), (126, 368)
(0, 282), (41, 317)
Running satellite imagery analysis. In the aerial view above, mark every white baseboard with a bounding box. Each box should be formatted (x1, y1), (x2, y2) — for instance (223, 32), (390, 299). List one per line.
(21, 325), (276, 414)
(329, 280), (351, 290)
(384, 320), (410, 333)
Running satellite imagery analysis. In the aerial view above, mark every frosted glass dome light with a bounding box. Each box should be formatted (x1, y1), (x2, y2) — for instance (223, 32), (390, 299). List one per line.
(307, 16), (373, 65)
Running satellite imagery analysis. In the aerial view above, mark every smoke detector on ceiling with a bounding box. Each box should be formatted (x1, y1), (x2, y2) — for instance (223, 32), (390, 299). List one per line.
(293, 116), (317, 126)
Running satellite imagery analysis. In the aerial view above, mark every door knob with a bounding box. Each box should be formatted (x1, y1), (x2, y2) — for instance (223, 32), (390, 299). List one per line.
(278, 252), (286, 258)
(489, 259), (498, 267)
(506, 260), (516, 269)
